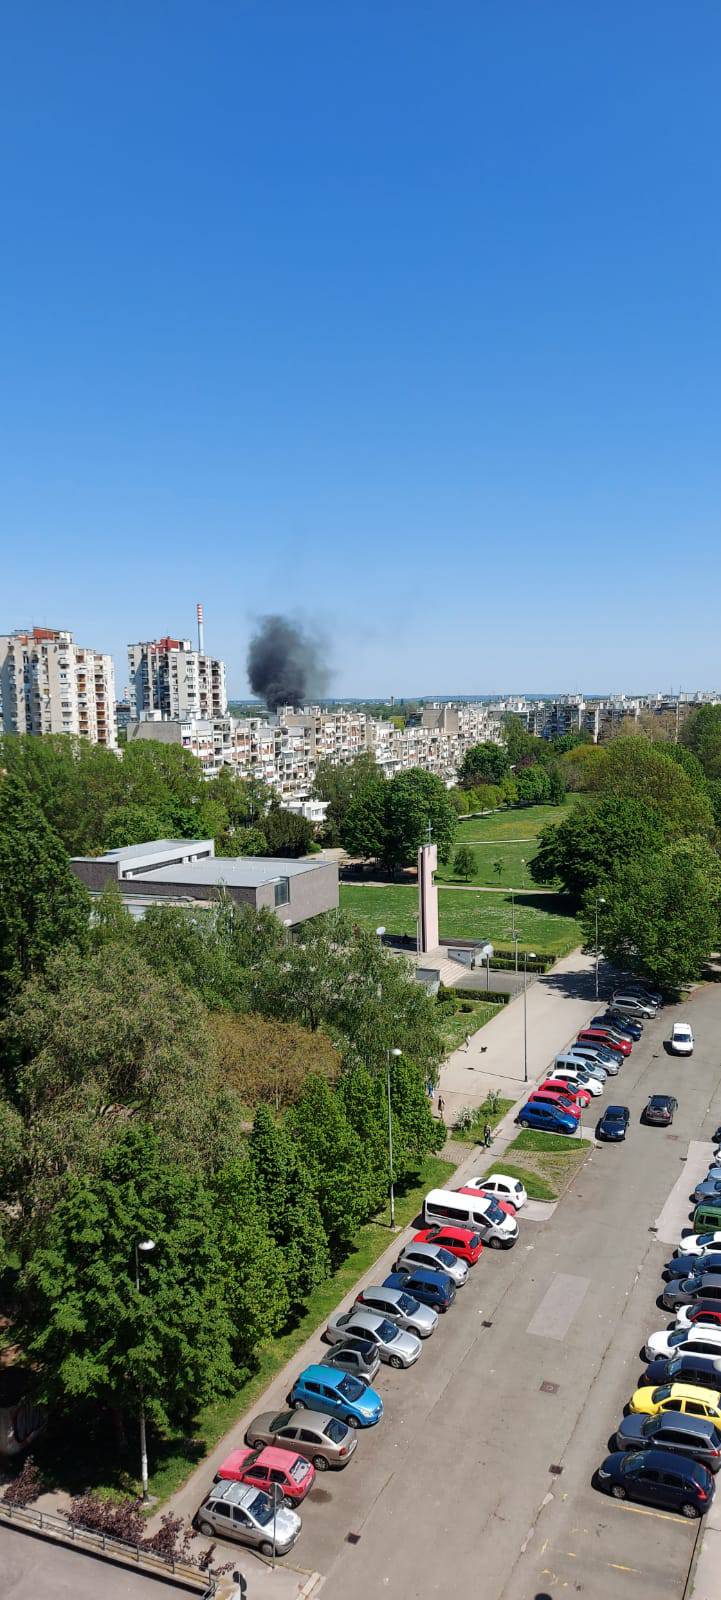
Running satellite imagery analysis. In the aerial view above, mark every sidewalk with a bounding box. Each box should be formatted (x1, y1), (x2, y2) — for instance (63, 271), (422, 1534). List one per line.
(438, 946), (598, 1125)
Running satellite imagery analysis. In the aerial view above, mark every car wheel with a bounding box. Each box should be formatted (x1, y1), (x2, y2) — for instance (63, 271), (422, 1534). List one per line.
(294, 1399), (306, 1408)
(199, 1520), (214, 1536)
(681, 1502), (699, 1519)
(519, 1117), (530, 1128)
(248, 1437), (264, 1449)
(611, 1485), (626, 1499)
(489, 1236), (502, 1250)
(313, 1454), (329, 1471)
(346, 1414), (360, 1427)
(260, 1540), (275, 1557)
(389, 1354), (404, 1369)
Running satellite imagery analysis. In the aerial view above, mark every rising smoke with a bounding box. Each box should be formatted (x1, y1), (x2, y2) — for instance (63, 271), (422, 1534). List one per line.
(247, 615), (330, 713)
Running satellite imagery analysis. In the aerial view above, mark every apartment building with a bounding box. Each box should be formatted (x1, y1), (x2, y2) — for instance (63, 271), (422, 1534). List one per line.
(0, 627), (117, 746)
(127, 637), (227, 722)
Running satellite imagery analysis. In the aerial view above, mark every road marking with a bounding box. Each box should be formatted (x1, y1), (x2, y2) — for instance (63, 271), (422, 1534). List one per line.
(527, 1273), (590, 1339)
(609, 1501), (689, 1525)
(609, 1563), (642, 1574)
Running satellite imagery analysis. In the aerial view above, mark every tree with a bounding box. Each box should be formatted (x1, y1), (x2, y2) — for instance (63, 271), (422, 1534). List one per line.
(134, 901), (248, 1011)
(210, 1011), (340, 1110)
(586, 835), (721, 993)
(458, 742), (509, 788)
(287, 1075), (372, 1258)
(531, 794), (666, 905)
(586, 736), (714, 835)
(103, 802), (173, 850)
(261, 805), (314, 858)
(338, 1065), (390, 1213)
(503, 715), (538, 767)
(682, 705), (721, 780)
(249, 1107), (329, 1304)
(209, 1157), (289, 1366)
(0, 772), (90, 1004)
(546, 764), (567, 805)
(313, 753), (381, 844)
(383, 769), (456, 870)
(341, 774), (387, 861)
(21, 1127), (234, 1436)
(514, 765), (551, 806)
(452, 845), (476, 881)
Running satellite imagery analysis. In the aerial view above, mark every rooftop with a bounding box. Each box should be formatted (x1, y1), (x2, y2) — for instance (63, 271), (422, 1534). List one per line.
(136, 855), (324, 887)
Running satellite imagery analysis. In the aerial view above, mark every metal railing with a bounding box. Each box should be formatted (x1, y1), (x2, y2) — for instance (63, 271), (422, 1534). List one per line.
(0, 1500), (217, 1594)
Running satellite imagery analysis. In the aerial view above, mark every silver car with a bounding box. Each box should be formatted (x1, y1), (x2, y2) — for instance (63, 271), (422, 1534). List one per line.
(663, 1273), (721, 1312)
(245, 1407), (357, 1470)
(393, 1242), (469, 1287)
(320, 1338), (381, 1383)
(353, 1285), (438, 1338)
(195, 1479), (301, 1556)
(326, 1309), (421, 1368)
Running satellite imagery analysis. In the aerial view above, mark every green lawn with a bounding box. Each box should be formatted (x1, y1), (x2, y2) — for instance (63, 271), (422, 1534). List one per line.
(438, 997), (503, 1054)
(452, 1094), (515, 1145)
(31, 1152), (454, 1508)
(455, 799), (579, 842)
(436, 840), (537, 889)
(340, 883), (580, 956)
(484, 1129), (592, 1201)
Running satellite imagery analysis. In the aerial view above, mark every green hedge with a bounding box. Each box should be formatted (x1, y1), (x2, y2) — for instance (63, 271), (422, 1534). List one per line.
(451, 986), (510, 1006)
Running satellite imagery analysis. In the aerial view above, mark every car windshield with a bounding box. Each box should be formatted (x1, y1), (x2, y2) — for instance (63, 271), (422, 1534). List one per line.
(669, 1330), (689, 1347)
(653, 1384), (672, 1400)
(437, 1248), (456, 1267)
(324, 1418), (347, 1443)
(469, 1234), (481, 1249)
(248, 1493), (273, 1526)
(377, 1318), (399, 1342)
(272, 1411), (293, 1431)
(485, 1200), (505, 1225)
(397, 1293), (419, 1314)
(290, 1458), (309, 1483)
(337, 1375), (365, 1401)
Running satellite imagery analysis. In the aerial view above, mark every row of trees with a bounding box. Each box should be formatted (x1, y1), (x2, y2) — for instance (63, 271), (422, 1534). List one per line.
(0, 766), (447, 1463)
(530, 725), (721, 991)
(314, 758), (458, 869)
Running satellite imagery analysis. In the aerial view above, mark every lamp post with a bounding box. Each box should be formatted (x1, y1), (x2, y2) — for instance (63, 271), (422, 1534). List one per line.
(134, 1238), (156, 1501)
(511, 859), (525, 974)
(594, 898), (606, 1001)
(522, 952), (536, 1083)
(270, 1481), (283, 1571)
(387, 1048), (402, 1229)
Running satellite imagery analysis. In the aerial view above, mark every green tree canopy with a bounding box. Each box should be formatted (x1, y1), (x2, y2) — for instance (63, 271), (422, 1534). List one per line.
(287, 1074), (372, 1257)
(587, 835), (721, 993)
(531, 794), (666, 905)
(682, 705), (721, 780)
(514, 764), (552, 806)
(0, 772), (90, 1004)
(586, 736), (714, 835)
(313, 753), (382, 844)
(248, 1106), (329, 1305)
(452, 844), (476, 881)
(383, 769), (456, 869)
(458, 742), (509, 788)
(209, 1157), (289, 1367)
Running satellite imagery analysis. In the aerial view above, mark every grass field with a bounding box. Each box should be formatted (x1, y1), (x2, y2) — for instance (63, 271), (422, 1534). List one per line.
(454, 799), (579, 843)
(484, 1129), (591, 1200)
(436, 839), (537, 889)
(438, 996), (504, 1053)
(452, 1094), (516, 1145)
(340, 883), (580, 956)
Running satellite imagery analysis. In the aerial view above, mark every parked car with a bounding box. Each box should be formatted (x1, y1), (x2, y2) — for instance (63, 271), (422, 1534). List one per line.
(353, 1284), (438, 1339)
(604, 1010), (643, 1039)
(614, 1413), (721, 1474)
(645, 1325), (721, 1362)
(694, 1202), (721, 1233)
(289, 1364), (383, 1427)
(670, 1023), (694, 1056)
(539, 1077), (591, 1110)
(215, 1445), (315, 1505)
(596, 1105), (630, 1142)
(567, 1044), (619, 1076)
(577, 1028), (630, 1058)
(412, 1223), (483, 1265)
(456, 1185), (518, 1217)
(612, 993), (657, 1019)
(596, 1447), (713, 1516)
(548, 1064), (603, 1097)
(394, 1238), (470, 1283)
(675, 1303), (721, 1332)
(194, 1480), (301, 1555)
(693, 1179), (721, 1206)
(525, 1089), (581, 1120)
(628, 1382), (721, 1426)
(642, 1353), (721, 1392)
(644, 1094), (678, 1126)
(422, 1189), (518, 1248)
(384, 1267), (455, 1313)
(666, 1253), (721, 1282)
(474, 1173), (529, 1209)
(245, 1408), (357, 1471)
(326, 1310), (421, 1368)
(320, 1338), (381, 1383)
(516, 1100), (578, 1135)
(676, 1233), (721, 1260)
(623, 983), (662, 1006)
(663, 1274), (721, 1312)
(588, 1020), (636, 1049)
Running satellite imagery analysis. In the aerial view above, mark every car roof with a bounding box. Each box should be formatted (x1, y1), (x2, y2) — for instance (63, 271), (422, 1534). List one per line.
(674, 1023), (692, 1033)
(331, 1336), (375, 1355)
(664, 1382), (721, 1401)
(422, 1223), (475, 1239)
(298, 1363), (345, 1387)
(210, 1481), (262, 1509)
(633, 1448), (706, 1477)
(649, 1094), (674, 1105)
(605, 1105), (628, 1116)
(342, 1309), (388, 1333)
(655, 1412), (719, 1437)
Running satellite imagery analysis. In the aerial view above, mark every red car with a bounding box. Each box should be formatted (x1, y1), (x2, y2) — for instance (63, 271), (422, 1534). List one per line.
(413, 1223), (483, 1264)
(215, 1445), (315, 1505)
(537, 1077), (591, 1109)
(456, 1184), (517, 1216)
(526, 1089), (581, 1120)
(577, 1027), (631, 1057)
(685, 1304), (721, 1330)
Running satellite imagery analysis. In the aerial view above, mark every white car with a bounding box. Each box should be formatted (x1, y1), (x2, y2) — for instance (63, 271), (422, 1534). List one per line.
(676, 1231), (721, 1259)
(675, 1303), (721, 1331)
(549, 1067), (603, 1098)
(644, 1324), (721, 1361)
(670, 1022), (694, 1055)
(466, 1173), (527, 1210)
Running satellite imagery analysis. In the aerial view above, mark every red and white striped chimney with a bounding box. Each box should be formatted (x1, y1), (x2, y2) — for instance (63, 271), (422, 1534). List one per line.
(196, 602), (205, 655)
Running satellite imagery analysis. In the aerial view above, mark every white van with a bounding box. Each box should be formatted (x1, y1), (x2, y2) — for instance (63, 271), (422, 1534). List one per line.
(423, 1188), (518, 1248)
(549, 1062), (603, 1097)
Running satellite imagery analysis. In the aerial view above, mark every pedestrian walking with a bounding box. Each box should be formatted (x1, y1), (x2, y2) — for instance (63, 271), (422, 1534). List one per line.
(463, 1034), (470, 1051)
(483, 1121), (492, 1148)
(438, 1094), (446, 1122)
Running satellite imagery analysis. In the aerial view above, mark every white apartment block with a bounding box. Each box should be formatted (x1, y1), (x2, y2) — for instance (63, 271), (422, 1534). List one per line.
(127, 637), (227, 722)
(0, 627), (117, 747)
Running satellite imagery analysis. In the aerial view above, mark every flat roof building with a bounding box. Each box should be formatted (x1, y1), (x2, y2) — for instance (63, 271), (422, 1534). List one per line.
(70, 838), (338, 926)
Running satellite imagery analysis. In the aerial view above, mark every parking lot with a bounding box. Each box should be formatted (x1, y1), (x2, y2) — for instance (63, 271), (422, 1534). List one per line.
(192, 980), (721, 1600)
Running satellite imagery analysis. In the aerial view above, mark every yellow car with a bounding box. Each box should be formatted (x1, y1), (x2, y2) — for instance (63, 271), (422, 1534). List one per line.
(628, 1381), (721, 1422)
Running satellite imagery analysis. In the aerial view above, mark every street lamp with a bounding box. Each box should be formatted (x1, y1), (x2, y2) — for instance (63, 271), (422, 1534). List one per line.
(387, 1049), (402, 1229)
(522, 952), (536, 1083)
(270, 1481), (284, 1571)
(134, 1238), (156, 1501)
(594, 897), (606, 1001)
(510, 859), (525, 973)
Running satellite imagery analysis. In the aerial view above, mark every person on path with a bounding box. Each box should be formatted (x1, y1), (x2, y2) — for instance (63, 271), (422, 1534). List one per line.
(464, 1034), (470, 1051)
(483, 1121), (492, 1148)
(438, 1094), (446, 1122)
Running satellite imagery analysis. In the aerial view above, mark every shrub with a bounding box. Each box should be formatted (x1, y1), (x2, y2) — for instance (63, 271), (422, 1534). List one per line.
(3, 1454), (45, 1506)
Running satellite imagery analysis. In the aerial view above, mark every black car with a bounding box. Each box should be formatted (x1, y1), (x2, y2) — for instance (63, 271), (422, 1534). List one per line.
(643, 1351), (721, 1390)
(592, 1014), (638, 1041)
(604, 1010), (643, 1040)
(596, 1448), (713, 1516)
(644, 1094), (678, 1126)
(320, 1337), (381, 1382)
(597, 1105), (630, 1142)
(615, 1413), (721, 1473)
(666, 1253), (721, 1282)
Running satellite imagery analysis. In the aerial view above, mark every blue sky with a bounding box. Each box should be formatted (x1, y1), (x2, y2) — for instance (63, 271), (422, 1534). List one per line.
(2, 2), (720, 698)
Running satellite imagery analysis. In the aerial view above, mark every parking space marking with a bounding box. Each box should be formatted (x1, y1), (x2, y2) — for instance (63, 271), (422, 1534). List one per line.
(527, 1272), (590, 1339)
(608, 1500), (690, 1525)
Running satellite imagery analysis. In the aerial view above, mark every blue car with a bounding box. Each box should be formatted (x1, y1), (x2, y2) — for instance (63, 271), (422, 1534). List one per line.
(666, 1253), (721, 1282)
(643, 1351), (721, 1390)
(596, 1448), (714, 1515)
(516, 1101), (577, 1135)
(384, 1267), (455, 1313)
(597, 1105), (630, 1142)
(289, 1364), (383, 1428)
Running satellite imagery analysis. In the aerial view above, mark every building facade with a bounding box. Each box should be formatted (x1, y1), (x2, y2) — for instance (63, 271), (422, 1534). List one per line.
(0, 627), (117, 746)
(127, 637), (227, 722)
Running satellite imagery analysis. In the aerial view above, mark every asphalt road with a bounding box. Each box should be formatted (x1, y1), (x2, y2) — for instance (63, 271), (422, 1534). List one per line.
(277, 982), (721, 1600)
(0, 1522), (193, 1600)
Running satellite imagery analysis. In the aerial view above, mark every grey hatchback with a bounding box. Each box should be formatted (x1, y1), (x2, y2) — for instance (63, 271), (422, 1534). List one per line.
(194, 1479), (301, 1556)
(615, 1412), (721, 1473)
(245, 1408), (357, 1471)
(663, 1273), (721, 1312)
(320, 1338), (381, 1383)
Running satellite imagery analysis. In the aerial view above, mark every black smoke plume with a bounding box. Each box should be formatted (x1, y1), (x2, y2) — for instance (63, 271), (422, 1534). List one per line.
(247, 615), (330, 713)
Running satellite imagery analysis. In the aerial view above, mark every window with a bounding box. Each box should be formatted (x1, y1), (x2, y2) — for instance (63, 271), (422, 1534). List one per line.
(213, 1502), (231, 1518)
(274, 878), (290, 907)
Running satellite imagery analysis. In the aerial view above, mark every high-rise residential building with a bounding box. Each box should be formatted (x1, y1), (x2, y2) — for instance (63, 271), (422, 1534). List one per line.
(127, 637), (227, 721)
(0, 627), (117, 746)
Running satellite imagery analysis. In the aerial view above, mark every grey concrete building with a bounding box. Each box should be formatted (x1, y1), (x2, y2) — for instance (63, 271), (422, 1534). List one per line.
(70, 838), (338, 926)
